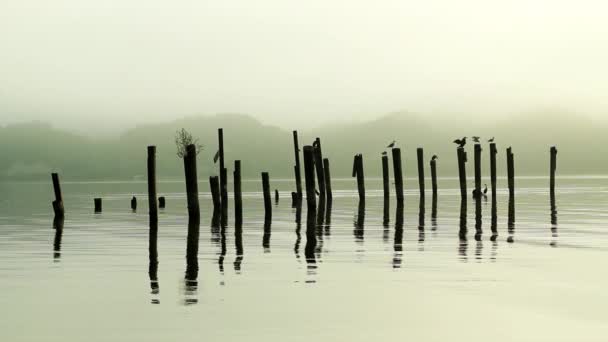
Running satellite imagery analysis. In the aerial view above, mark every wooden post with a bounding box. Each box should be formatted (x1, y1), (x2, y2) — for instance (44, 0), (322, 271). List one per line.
(131, 196), (137, 211)
(293, 131), (303, 201)
(51, 173), (65, 217)
(352, 154), (365, 203)
(94, 198), (102, 213)
(474, 144), (482, 198)
(313, 138), (326, 198)
(183, 144), (200, 218)
(489, 143), (498, 232)
(457, 147), (467, 200)
(391, 148), (404, 204)
(158, 197), (165, 209)
(209, 176), (221, 212)
(147, 146), (158, 219)
(262, 172), (272, 220)
(233, 160), (243, 226)
(430, 158), (438, 197)
(550, 146), (557, 196)
(275, 189), (279, 203)
(291, 192), (298, 208)
(302, 146), (317, 211)
(507, 147), (515, 200)
(323, 158), (333, 201)
(417, 148), (425, 200)
(218, 128), (228, 218)
(382, 154), (390, 202)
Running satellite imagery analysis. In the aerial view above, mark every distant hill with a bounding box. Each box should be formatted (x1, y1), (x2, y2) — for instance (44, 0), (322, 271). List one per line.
(0, 111), (605, 181)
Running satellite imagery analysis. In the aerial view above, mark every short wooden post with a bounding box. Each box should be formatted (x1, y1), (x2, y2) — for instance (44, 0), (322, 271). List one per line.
(391, 148), (404, 204)
(158, 197), (165, 209)
(275, 189), (279, 203)
(457, 147), (467, 200)
(550, 146), (557, 196)
(262, 172), (272, 220)
(131, 196), (137, 211)
(313, 138), (326, 198)
(233, 160), (243, 225)
(183, 144), (200, 218)
(352, 154), (365, 203)
(94, 198), (102, 213)
(293, 131), (303, 201)
(209, 176), (221, 212)
(302, 146), (317, 211)
(323, 158), (333, 201)
(147, 146), (158, 219)
(474, 144), (482, 198)
(51, 173), (65, 217)
(382, 154), (390, 202)
(417, 148), (425, 200)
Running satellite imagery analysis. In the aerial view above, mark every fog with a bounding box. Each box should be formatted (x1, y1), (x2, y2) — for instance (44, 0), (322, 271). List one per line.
(1, 0), (607, 135)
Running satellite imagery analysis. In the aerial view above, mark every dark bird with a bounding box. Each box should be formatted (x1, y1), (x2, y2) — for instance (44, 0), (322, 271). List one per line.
(483, 184), (488, 195)
(213, 150), (220, 163)
(488, 137), (495, 143)
(453, 137), (467, 148)
(472, 136), (480, 143)
(387, 140), (396, 148)
(431, 155), (438, 161)
(381, 151), (388, 156)
(315, 189), (320, 196)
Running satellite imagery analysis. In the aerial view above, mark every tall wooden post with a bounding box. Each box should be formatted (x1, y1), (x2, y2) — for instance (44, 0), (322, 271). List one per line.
(382, 154), (390, 202)
(352, 154), (365, 203)
(489, 143), (498, 232)
(313, 138), (326, 198)
(323, 158), (333, 201)
(218, 128), (227, 219)
(417, 148), (425, 201)
(507, 147), (515, 200)
(474, 144), (482, 198)
(51, 173), (65, 217)
(147, 146), (158, 220)
(302, 146), (316, 211)
(457, 147), (467, 200)
(262, 172), (271, 220)
(391, 148), (404, 204)
(183, 144), (200, 218)
(293, 131), (303, 201)
(209, 176), (221, 212)
(233, 160), (243, 225)
(430, 157), (438, 197)
(550, 146), (557, 197)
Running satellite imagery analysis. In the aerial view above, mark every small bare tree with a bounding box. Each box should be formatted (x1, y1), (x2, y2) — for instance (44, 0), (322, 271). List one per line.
(174, 128), (203, 158)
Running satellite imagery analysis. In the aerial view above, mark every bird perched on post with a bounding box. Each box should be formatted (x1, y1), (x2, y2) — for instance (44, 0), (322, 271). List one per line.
(488, 137), (495, 143)
(472, 136), (480, 143)
(381, 151), (388, 156)
(431, 155), (438, 161)
(387, 140), (396, 148)
(453, 137), (467, 148)
(213, 150), (220, 163)
(483, 184), (488, 196)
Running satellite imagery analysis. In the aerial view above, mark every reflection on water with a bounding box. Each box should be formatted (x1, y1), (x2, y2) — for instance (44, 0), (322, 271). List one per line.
(52, 217), (64, 262)
(234, 221), (244, 273)
(393, 203), (404, 269)
(184, 214), (200, 305)
(354, 201), (365, 243)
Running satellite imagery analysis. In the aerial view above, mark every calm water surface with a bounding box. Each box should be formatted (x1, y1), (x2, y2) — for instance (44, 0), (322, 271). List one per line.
(1, 176), (607, 341)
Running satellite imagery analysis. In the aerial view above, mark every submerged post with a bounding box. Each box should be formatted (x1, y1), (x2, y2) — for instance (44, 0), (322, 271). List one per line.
(131, 196), (137, 211)
(352, 154), (365, 203)
(275, 189), (279, 203)
(550, 146), (558, 196)
(457, 147), (467, 200)
(391, 148), (404, 204)
(293, 131), (303, 201)
(158, 196), (165, 209)
(233, 160), (243, 225)
(474, 144), (482, 198)
(94, 198), (102, 213)
(183, 144), (200, 218)
(382, 154), (390, 202)
(302, 146), (317, 211)
(147, 146), (158, 219)
(209, 176), (221, 212)
(262, 172), (272, 220)
(323, 158), (333, 201)
(417, 148), (425, 201)
(313, 138), (326, 198)
(51, 173), (65, 217)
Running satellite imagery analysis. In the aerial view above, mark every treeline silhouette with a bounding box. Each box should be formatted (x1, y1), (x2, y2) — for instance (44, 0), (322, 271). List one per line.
(0, 111), (603, 180)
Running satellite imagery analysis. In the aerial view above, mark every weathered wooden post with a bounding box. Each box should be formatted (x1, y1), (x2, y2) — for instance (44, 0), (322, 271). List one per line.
(313, 138), (326, 198)
(183, 144), (200, 218)
(275, 189), (279, 204)
(457, 147), (467, 200)
(550, 146), (557, 197)
(323, 158), (333, 201)
(489, 143), (498, 233)
(131, 196), (137, 211)
(293, 131), (303, 201)
(147, 146), (158, 219)
(417, 148), (425, 201)
(51, 173), (65, 217)
(291, 192), (298, 208)
(302, 146), (317, 211)
(352, 154), (365, 203)
(209, 176), (221, 212)
(382, 154), (390, 202)
(94, 198), (102, 213)
(507, 147), (515, 200)
(430, 157), (438, 197)
(262, 172), (272, 220)
(218, 128), (228, 219)
(158, 196), (165, 209)
(474, 144), (482, 198)
(233, 160), (243, 225)
(391, 148), (404, 204)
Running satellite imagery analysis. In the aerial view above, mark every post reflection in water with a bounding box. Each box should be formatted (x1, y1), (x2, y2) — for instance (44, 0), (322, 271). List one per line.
(218, 224), (227, 276)
(507, 195), (515, 243)
(263, 216), (271, 253)
(475, 195), (482, 241)
(304, 206), (317, 278)
(550, 190), (558, 247)
(393, 203), (404, 269)
(353, 201), (365, 243)
(324, 199), (332, 237)
(52, 216), (64, 262)
(431, 192), (438, 232)
(294, 203), (302, 259)
(418, 200), (425, 245)
(148, 216), (159, 304)
(234, 221), (244, 273)
(383, 197), (390, 243)
(184, 214), (200, 305)
(458, 199), (468, 262)
(211, 209), (220, 245)
(315, 196), (326, 258)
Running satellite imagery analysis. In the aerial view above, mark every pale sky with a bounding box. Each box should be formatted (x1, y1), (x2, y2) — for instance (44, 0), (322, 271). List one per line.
(1, 0), (607, 135)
